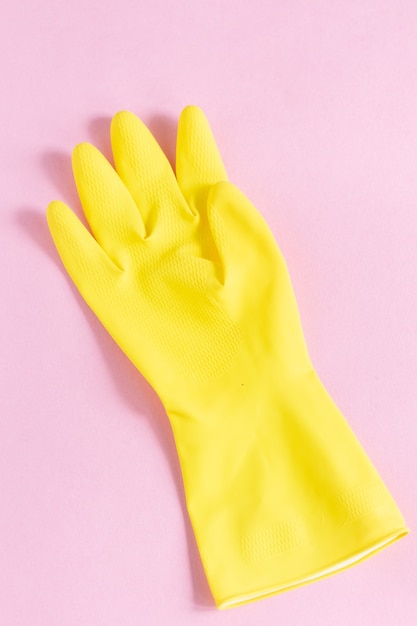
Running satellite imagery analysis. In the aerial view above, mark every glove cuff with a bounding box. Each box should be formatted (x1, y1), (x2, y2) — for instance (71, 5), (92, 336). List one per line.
(175, 371), (408, 609)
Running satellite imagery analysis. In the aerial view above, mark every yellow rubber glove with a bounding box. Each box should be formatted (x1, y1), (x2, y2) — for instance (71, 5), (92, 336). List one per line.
(47, 106), (408, 609)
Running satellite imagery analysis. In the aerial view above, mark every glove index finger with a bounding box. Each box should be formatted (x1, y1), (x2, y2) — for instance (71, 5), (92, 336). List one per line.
(176, 106), (228, 212)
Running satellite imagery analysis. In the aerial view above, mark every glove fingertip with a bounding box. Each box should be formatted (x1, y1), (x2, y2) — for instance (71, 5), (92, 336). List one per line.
(46, 199), (70, 233)
(179, 104), (206, 125)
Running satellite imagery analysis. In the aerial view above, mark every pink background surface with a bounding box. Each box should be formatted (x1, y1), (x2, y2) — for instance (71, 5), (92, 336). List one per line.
(1, 1), (416, 624)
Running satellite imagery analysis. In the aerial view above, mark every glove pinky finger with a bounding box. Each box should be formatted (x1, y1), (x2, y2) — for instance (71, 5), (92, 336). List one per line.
(47, 200), (123, 303)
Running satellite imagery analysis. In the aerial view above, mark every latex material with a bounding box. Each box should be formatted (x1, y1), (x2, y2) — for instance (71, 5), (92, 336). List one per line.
(47, 106), (408, 608)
